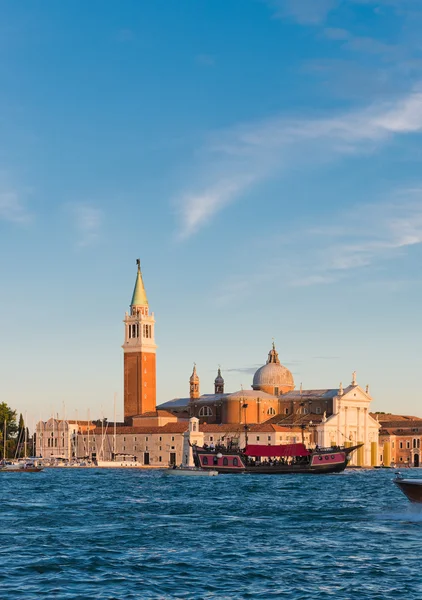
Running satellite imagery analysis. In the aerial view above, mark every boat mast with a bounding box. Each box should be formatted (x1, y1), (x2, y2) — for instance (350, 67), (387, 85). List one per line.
(24, 412), (27, 459)
(113, 393), (117, 460)
(87, 409), (90, 461)
(3, 419), (6, 460)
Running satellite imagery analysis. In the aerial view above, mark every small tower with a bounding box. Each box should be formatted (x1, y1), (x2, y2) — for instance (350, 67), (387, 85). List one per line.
(189, 364), (200, 399)
(122, 259), (157, 422)
(214, 367), (224, 394)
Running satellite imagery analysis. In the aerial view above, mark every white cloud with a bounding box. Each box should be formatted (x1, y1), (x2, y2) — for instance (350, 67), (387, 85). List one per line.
(176, 89), (422, 239)
(68, 203), (103, 248)
(0, 189), (31, 225)
(266, 0), (337, 24)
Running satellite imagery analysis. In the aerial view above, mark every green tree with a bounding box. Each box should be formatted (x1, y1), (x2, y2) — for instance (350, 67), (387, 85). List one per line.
(0, 402), (18, 459)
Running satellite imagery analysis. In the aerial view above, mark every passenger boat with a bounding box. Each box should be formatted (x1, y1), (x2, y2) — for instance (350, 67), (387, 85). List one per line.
(192, 443), (361, 474)
(394, 473), (422, 503)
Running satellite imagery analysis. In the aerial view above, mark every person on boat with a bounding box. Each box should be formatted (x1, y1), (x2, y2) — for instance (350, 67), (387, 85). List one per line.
(209, 442), (215, 451)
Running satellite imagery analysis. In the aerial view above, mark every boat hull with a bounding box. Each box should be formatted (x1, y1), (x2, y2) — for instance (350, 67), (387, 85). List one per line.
(394, 479), (422, 503)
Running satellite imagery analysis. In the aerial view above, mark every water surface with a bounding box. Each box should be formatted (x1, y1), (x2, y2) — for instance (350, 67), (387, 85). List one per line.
(1, 468), (421, 599)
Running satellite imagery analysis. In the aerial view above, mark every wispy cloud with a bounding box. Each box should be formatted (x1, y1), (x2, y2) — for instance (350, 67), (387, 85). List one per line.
(0, 188), (31, 225)
(176, 89), (422, 239)
(67, 203), (103, 248)
(273, 190), (422, 287)
(266, 0), (337, 25)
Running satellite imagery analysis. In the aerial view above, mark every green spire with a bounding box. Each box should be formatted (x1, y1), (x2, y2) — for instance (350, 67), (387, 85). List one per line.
(131, 259), (148, 307)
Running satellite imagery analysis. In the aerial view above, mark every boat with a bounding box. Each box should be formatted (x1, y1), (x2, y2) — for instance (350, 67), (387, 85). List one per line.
(164, 466), (218, 476)
(0, 460), (43, 473)
(394, 472), (422, 503)
(192, 442), (361, 474)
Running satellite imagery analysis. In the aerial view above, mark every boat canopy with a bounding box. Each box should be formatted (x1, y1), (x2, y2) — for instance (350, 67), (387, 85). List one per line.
(244, 443), (310, 457)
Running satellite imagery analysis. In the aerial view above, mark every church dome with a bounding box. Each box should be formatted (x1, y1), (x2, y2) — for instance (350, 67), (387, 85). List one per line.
(252, 343), (294, 395)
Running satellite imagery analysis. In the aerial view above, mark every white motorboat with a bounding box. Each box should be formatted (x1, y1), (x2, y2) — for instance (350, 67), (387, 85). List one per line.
(164, 466), (218, 476)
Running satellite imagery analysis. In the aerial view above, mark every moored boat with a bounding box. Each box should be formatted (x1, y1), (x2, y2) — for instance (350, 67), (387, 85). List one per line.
(0, 460), (43, 473)
(394, 473), (422, 503)
(193, 442), (361, 474)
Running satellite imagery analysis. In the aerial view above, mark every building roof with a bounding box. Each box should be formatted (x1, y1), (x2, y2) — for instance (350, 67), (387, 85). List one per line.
(265, 413), (323, 426)
(280, 389), (340, 400)
(131, 261), (148, 306)
(132, 410), (176, 419)
(90, 422), (189, 435)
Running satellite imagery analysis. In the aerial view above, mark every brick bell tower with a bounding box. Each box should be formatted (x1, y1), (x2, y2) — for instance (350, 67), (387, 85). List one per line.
(123, 259), (157, 423)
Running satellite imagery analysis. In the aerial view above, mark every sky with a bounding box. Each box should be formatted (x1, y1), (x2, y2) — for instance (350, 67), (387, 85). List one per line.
(1, 0), (422, 427)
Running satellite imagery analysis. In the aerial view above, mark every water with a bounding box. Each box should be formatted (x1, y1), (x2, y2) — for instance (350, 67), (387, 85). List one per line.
(1, 468), (421, 599)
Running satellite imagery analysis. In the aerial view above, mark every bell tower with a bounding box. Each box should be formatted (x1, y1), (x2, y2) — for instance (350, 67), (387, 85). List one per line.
(123, 259), (157, 422)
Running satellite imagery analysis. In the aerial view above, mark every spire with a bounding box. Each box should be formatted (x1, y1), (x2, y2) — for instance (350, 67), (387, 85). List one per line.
(190, 364), (200, 399)
(267, 341), (280, 365)
(131, 259), (148, 307)
(214, 366), (224, 394)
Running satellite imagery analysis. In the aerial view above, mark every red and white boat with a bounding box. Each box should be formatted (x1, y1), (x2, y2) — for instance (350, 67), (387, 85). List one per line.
(192, 443), (361, 475)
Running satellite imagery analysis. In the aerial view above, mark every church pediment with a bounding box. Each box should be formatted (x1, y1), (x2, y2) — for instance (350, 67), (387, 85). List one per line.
(341, 385), (372, 402)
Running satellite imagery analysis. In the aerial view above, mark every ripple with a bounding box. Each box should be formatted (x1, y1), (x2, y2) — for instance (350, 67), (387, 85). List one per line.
(0, 469), (421, 598)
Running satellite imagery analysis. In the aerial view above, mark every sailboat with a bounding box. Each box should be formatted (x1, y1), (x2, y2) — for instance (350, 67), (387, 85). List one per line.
(0, 419), (43, 473)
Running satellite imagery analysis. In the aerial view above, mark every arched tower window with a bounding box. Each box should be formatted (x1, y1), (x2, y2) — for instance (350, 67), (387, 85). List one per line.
(199, 406), (213, 417)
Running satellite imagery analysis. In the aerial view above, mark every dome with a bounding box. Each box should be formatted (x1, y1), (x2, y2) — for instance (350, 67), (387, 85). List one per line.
(252, 343), (294, 394)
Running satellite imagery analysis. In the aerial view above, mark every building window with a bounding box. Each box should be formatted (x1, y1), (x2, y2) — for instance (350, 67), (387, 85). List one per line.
(198, 406), (213, 417)
(145, 437), (148, 441)
(268, 436), (271, 441)
(159, 456), (162, 462)
(267, 407), (276, 416)
(171, 446), (175, 450)
(274, 387), (279, 396)
(392, 442), (395, 448)
(418, 439), (421, 449)
(285, 408), (289, 415)
(124, 437), (126, 442)
(407, 441), (410, 449)
(134, 446), (137, 451)
(316, 407), (321, 414)
(400, 442), (403, 449)
(171, 437), (174, 442)
(400, 457), (403, 462)
(159, 446), (162, 451)
(256, 436), (260, 441)
(159, 437), (162, 442)
(210, 437), (213, 441)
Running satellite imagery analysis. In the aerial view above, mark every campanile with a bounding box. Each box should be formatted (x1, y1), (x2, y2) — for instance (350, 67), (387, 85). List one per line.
(123, 259), (157, 422)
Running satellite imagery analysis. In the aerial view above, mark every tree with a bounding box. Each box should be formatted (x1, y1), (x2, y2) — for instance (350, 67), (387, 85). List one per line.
(0, 402), (18, 459)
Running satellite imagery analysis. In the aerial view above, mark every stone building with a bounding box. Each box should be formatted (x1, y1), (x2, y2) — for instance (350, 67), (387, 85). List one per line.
(376, 414), (422, 467)
(35, 260), (382, 467)
(36, 418), (95, 459)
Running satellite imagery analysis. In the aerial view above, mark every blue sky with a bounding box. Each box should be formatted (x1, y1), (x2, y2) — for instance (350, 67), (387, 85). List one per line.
(1, 0), (422, 426)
